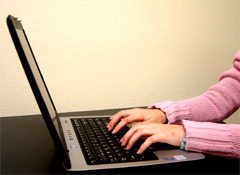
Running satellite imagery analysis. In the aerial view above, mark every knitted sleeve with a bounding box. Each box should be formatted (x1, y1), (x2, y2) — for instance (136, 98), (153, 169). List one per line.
(149, 50), (240, 159)
(149, 50), (240, 124)
(182, 120), (240, 159)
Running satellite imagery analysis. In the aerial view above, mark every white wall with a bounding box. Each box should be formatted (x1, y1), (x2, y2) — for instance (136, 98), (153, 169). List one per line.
(0, 0), (239, 123)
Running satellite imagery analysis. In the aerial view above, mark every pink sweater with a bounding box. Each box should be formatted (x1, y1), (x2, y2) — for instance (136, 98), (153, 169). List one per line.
(150, 50), (240, 159)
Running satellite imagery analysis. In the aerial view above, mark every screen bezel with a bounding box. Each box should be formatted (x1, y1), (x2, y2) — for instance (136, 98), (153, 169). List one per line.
(7, 15), (71, 169)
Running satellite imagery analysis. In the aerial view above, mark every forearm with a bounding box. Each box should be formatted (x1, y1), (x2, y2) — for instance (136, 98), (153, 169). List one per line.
(178, 58), (240, 123)
(149, 54), (240, 124)
(182, 120), (240, 159)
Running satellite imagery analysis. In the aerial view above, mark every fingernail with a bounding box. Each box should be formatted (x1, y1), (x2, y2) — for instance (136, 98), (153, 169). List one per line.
(137, 149), (142, 154)
(126, 145), (130, 150)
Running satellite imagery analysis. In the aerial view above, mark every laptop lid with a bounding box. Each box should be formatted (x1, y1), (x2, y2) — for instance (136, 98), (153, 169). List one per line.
(6, 15), (71, 169)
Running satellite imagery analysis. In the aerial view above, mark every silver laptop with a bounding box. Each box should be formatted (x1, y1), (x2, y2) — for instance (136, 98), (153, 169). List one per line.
(7, 15), (204, 171)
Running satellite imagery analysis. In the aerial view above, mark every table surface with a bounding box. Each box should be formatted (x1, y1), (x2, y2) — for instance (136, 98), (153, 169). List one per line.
(1, 108), (239, 174)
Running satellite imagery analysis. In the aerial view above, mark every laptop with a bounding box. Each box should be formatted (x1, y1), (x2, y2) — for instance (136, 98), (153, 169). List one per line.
(6, 15), (204, 171)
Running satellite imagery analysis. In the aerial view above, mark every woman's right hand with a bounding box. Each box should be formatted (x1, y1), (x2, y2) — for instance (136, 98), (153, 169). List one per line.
(107, 108), (167, 134)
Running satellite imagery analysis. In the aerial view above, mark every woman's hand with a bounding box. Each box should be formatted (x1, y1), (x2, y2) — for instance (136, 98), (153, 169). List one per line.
(107, 108), (167, 134)
(121, 123), (186, 154)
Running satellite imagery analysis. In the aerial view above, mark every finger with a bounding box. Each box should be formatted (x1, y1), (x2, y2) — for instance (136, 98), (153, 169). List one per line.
(122, 123), (148, 148)
(112, 114), (145, 134)
(120, 123), (141, 146)
(137, 135), (158, 154)
(125, 124), (153, 150)
(108, 110), (132, 131)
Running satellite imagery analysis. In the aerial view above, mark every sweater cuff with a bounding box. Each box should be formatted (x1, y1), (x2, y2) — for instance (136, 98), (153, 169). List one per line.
(182, 120), (240, 159)
(149, 101), (192, 124)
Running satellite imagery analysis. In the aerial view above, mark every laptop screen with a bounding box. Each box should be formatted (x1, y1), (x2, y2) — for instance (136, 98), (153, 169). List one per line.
(15, 28), (61, 134)
(16, 29), (57, 118)
(7, 15), (71, 168)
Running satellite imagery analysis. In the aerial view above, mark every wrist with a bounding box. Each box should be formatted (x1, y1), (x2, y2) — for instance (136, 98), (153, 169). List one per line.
(153, 109), (168, 123)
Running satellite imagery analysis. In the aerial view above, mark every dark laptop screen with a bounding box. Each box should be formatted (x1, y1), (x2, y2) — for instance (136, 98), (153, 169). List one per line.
(15, 28), (61, 134)
(7, 15), (71, 168)
(15, 29), (57, 118)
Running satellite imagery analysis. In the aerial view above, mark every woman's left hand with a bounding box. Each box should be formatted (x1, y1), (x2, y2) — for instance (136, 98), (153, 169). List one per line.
(120, 123), (186, 154)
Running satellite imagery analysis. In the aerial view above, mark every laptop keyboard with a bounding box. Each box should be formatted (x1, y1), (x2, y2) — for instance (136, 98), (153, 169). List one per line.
(72, 117), (158, 165)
